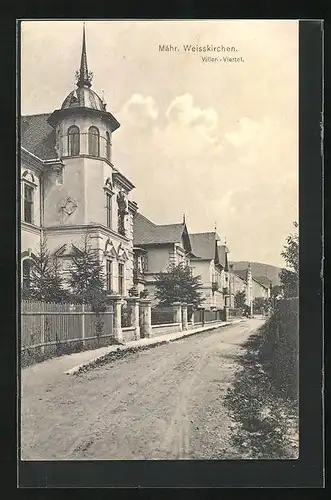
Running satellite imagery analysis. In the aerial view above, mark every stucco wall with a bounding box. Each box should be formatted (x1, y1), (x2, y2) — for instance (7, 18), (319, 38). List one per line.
(191, 260), (210, 285)
(43, 156), (86, 226)
(252, 280), (269, 299)
(21, 225), (41, 256)
(146, 245), (173, 273)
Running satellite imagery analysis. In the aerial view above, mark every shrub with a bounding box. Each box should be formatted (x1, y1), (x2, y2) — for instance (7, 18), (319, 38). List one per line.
(259, 299), (299, 399)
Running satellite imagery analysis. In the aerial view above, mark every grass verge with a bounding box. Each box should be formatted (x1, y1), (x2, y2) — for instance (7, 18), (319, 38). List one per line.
(224, 326), (299, 459)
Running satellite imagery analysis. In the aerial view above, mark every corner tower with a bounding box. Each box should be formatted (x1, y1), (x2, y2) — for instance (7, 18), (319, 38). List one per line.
(48, 23), (120, 162)
(43, 23), (137, 297)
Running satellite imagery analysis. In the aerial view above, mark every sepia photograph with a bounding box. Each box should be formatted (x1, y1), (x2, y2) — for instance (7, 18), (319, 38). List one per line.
(19, 19), (300, 463)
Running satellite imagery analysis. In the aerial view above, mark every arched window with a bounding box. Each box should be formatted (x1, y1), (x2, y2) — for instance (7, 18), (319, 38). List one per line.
(22, 259), (33, 290)
(88, 126), (100, 157)
(106, 131), (111, 161)
(68, 125), (80, 156)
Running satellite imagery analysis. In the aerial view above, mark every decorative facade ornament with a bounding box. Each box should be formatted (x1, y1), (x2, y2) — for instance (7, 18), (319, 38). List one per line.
(104, 238), (117, 258)
(128, 285), (139, 297)
(117, 191), (128, 236)
(117, 242), (128, 262)
(22, 170), (36, 184)
(105, 177), (113, 191)
(60, 197), (78, 216)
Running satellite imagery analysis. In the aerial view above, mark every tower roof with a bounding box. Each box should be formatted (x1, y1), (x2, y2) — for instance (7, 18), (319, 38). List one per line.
(61, 23), (105, 112)
(77, 23), (92, 89)
(47, 23), (120, 131)
(61, 87), (106, 111)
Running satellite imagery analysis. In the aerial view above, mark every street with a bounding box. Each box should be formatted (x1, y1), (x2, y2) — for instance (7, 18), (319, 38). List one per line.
(21, 318), (264, 460)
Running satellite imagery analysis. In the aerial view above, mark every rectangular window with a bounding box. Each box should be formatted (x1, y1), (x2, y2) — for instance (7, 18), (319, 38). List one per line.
(118, 263), (124, 295)
(143, 254), (148, 272)
(106, 259), (113, 292)
(106, 193), (112, 228)
(24, 184), (34, 224)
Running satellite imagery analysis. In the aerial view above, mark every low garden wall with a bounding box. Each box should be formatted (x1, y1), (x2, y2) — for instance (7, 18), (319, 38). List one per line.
(150, 322), (181, 336)
(122, 327), (136, 343)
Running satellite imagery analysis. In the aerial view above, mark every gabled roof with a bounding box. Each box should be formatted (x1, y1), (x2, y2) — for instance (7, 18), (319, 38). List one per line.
(21, 113), (58, 161)
(189, 232), (218, 260)
(133, 213), (190, 250)
(189, 231), (229, 266)
(233, 269), (247, 282)
(217, 244), (229, 269)
(254, 276), (272, 289)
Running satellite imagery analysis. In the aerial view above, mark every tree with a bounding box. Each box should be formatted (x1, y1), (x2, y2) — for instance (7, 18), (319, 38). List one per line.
(279, 221), (299, 298)
(22, 234), (67, 302)
(271, 285), (284, 299)
(253, 297), (269, 314)
(234, 290), (246, 309)
(67, 231), (109, 311)
(154, 263), (204, 308)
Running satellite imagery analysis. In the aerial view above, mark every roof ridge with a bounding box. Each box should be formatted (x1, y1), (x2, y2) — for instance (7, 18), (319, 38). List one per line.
(190, 231), (216, 236)
(157, 222), (183, 228)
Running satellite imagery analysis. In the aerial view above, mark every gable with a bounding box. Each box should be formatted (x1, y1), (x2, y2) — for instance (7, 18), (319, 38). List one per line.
(53, 243), (83, 258)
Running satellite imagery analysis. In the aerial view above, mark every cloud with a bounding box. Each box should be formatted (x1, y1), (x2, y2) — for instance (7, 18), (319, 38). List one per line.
(121, 94), (158, 128)
(225, 117), (262, 148)
(114, 93), (297, 267)
(166, 93), (218, 130)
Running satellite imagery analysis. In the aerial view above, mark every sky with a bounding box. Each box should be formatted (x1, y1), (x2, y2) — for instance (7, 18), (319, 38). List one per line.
(20, 20), (299, 268)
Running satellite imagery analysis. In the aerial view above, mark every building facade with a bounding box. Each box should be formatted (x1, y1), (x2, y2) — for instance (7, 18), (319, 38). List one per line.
(132, 213), (193, 304)
(252, 276), (272, 299)
(189, 232), (229, 311)
(232, 265), (253, 311)
(228, 264), (247, 309)
(21, 26), (137, 297)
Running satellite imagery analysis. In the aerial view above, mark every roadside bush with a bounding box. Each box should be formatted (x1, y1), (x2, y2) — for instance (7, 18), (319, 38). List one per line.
(259, 299), (299, 399)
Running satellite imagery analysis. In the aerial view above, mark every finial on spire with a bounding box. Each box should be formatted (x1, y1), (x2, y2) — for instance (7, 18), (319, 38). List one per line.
(183, 213), (186, 224)
(224, 235), (227, 245)
(76, 22), (93, 88)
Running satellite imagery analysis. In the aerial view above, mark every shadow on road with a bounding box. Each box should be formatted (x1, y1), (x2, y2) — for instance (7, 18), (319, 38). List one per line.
(224, 329), (299, 459)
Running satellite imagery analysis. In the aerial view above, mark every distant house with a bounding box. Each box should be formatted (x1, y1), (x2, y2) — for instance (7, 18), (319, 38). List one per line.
(252, 276), (272, 299)
(132, 213), (194, 303)
(231, 266), (253, 311)
(189, 232), (229, 311)
(228, 265), (247, 308)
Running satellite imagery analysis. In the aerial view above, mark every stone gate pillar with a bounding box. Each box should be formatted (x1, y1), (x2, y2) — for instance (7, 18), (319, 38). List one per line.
(181, 303), (188, 331)
(188, 304), (194, 327)
(198, 306), (205, 326)
(126, 297), (140, 340)
(140, 299), (152, 338)
(224, 295), (230, 321)
(108, 294), (123, 342)
(172, 302), (182, 331)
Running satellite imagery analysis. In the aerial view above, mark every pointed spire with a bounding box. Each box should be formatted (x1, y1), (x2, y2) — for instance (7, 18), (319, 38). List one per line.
(182, 213), (186, 224)
(77, 22), (92, 88)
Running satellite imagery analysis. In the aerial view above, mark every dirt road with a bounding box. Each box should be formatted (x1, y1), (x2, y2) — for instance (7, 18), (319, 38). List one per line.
(21, 318), (264, 460)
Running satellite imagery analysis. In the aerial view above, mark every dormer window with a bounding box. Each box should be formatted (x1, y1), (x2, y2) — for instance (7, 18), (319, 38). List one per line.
(88, 126), (100, 157)
(68, 125), (80, 156)
(106, 131), (111, 161)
